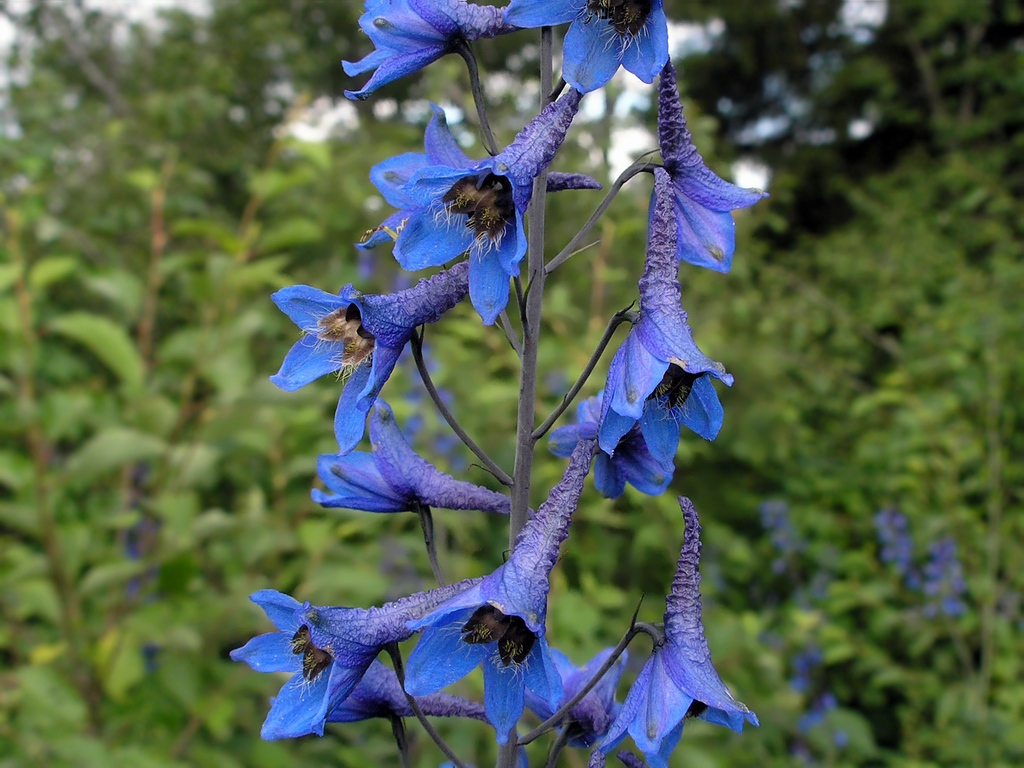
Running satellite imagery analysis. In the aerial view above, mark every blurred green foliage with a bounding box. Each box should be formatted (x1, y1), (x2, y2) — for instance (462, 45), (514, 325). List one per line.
(0, 1), (1021, 767)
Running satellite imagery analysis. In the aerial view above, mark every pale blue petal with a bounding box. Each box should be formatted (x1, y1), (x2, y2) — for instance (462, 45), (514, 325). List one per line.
(425, 104), (473, 167)
(394, 208), (474, 270)
(405, 621), (488, 695)
(563, 17), (622, 93)
(620, 5), (668, 84)
(484, 655), (526, 744)
(230, 632), (300, 674)
(504, 0), (578, 28)
(260, 672), (331, 740)
(370, 152), (430, 209)
(468, 250), (512, 326)
(250, 589), (303, 631)
(334, 364), (373, 454)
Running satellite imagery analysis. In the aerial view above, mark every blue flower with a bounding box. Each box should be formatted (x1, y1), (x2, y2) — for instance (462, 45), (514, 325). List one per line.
(601, 498), (757, 766)
(270, 262), (469, 453)
(504, 1), (668, 93)
(657, 62), (766, 272)
(587, 751), (649, 768)
(327, 659), (486, 724)
(230, 579), (480, 740)
(369, 92), (580, 325)
(598, 168), (733, 464)
(550, 393), (673, 498)
(314, 400), (510, 514)
(525, 646), (628, 748)
(404, 440), (597, 743)
(343, 0), (510, 100)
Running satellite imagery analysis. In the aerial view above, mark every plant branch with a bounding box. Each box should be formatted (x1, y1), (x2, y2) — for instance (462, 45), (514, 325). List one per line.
(519, 600), (646, 746)
(544, 158), (658, 275)
(455, 39), (499, 156)
(390, 715), (413, 768)
(533, 305), (636, 440)
(498, 309), (523, 358)
(411, 330), (512, 486)
(387, 644), (469, 768)
(416, 504), (446, 587)
(544, 723), (573, 768)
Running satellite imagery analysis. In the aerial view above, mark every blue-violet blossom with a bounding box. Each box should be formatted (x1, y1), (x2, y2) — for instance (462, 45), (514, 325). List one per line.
(327, 658), (486, 724)
(314, 399), (510, 514)
(601, 498), (757, 766)
(270, 261), (468, 454)
(404, 439), (597, 744)
(657, 62), (766, 272)
(525, 646), (628, 749)
(230, 579), (480, 740)
(599, 168), (733, 464)
(504, 0), (668, 93)
(343, 0), (509, 100)
(550, 392), (673, 498)
(372, 92), (580, 325)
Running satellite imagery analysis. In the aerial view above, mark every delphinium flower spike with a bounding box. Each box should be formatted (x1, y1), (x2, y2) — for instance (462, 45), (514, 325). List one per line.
(550, 392), (673, 498)
(525, 646), (629, 749)
(599, 168), (733, 466)
(230, 578), (481, 740)
(374, 91), (581, 325)
(343, 0), (511, 100)
(657, 62), (767, 272)
(600, 498), (757, 766)
(504, 0), (669, 93)
(403, 439), (597, 744)
(314, 400), (510, 514)
(270, 261), (469, 453)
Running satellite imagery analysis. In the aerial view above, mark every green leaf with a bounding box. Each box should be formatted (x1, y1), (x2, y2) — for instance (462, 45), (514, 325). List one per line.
(28, 255), (80, 290)
(258, 218), (322, 254)
(79, 561), (148, 596)
(0, 262), (22, 292)
(65, 428), (165, 479)
(48, 313), (145, 392)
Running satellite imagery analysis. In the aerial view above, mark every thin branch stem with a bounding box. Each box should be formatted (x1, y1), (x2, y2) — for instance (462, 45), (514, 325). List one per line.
(137, 155), (175, 372)
(519, 601), (647, 746)
(544, 159), (658, 275)
(455, 40), (499, 156)
(513, 276), (526, 321)
(390, 715), (412, 768)
(548, 77), (567, 103)
(498, 309), (523, 358)
(411, 330), (512, 486)
(532, 305), (637, 440)
(500, 26), (554, 768)
(416, 504), (446, 587)
(387, 644), (469, 768)
(544, 724), (573, 768)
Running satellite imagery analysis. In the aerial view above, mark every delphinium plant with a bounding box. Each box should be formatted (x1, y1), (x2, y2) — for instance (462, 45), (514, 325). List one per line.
(232, 2), (766, 766)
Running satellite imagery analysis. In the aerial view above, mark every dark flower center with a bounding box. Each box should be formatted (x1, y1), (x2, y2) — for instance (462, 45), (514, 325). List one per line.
(685, 700), (709, 719)
(461, 605), (537, 666)
(291, 624), (333, 681)
(442, 173), (515, 243)
(649, 365), (700, 409)
(586, 0), (652, 36)
(317, 302), (375, 367)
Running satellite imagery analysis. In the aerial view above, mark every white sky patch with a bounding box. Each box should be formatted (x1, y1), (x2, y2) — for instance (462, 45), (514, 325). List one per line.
(840, 0), (887, 43)
(848, 117), (874, 139)
(281, 96), (358, 142)
(608, 126), (656, 179)
(732, 158), (771, 191)
(667, 18), (724, 58)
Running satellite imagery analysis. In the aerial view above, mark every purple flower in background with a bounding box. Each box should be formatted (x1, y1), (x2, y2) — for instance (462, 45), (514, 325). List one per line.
(588, 751), (650, 768)
(657, 63), (766, 272)
(922, 537), (967, 618)
(526, 646), (628, 748)
(372, 92), (580, 325)
(550, 393), (673, 498)
(327, 659), (486, 723)
(314, 400), (510, 514)
(230, 579), (480, 740)
(874, 507), (920, 588)
(404, 440), (596, 743)
(760, 499), (805, 574)
(343, 0), (510, 100)
(599, 169), (733, 463)
(270, 262), (469, 453)
(504, 0), (669, 93)
(602, 498), (757, 766)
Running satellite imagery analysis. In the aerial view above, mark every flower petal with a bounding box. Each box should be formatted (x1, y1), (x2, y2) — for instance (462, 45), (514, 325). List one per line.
(345, 46), (446, 100)
(469, 248), (512, 326)
(563, 17), (622, 93)
(313, 451), (409, 512)
(405, 620), (488, 695)
(260, 671), (331, 740)
(619, 4), (668, 84)
(484, 654), (527, 744)
(593, 452), (626, 499)
(394, 207), (475, 270)
(230, 632), (300, 674)
(270, 336), (341, 392)
(271, 284), (349, 334)
(503, 0), (578, 28)
(334, 364), (374, 454)
(250, 589), (303, 631)
(424, 103), (474, 168)
(371, 152), (430, 209)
